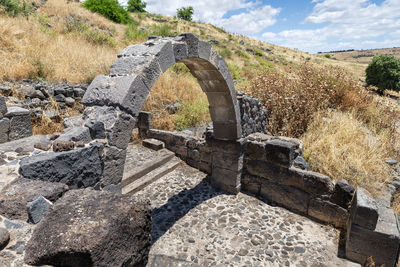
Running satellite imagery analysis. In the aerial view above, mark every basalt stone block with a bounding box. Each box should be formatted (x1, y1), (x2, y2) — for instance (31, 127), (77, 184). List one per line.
(138, 111), (152, 130)
(293, 156), (309, 170)
(101, 146), (127, 187)
(172, 41), (188, 62)
(346, 206), (400, 267)
(5, 107), (32, 141)
(85, 120), (106, 139)
(243, 140), (265, 161)
(19, 145), (103, 189)
(260, 179), (309, 214)
(24, 189), (152, 267)
(213, 151), (243, 171)
(63, 116), (83, 129)
(52, 140), (75, 152)
(0, 97), (7, 117)
(0, 118), (9, 143)
(349, 187), (378, 230)
(241, 174), (262, 196)
(330, 179), (355, 209)
(308, 198), (349, 228)
(198, 161), (211, 174)
(82, 75), (149, 116)
(264, 139), (297, 168)
(143, 138), (164, 151)
(34, 140), (52, 151)
(0, 178), (68, 221)
(290, 168), (334, 196)
(210, 166), (241, 194)
(57, 127), (92, 144)
(27, 195), (53, 224)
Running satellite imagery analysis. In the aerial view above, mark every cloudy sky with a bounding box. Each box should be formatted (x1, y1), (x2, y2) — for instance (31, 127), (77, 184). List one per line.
(138, 0), (400, 53)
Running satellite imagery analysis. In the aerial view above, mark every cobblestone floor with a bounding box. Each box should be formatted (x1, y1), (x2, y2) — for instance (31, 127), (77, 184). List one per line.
(134, 161), (359, 267)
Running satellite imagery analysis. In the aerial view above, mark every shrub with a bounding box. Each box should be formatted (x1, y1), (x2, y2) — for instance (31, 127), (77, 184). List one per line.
(151, 24), (172, 36)
(228, 64), (241, 80)
(125, 22), (149, 42)
(324, 54), (331, 58)
(366, 55), (400, 92)
(0, 0), (32, 16)
(218, 48), (232, 59)
(177, 6), (193, 21)
(127, 0), (146, 13)
(174, 97), (209, 130)
(82, 0), (132, 24)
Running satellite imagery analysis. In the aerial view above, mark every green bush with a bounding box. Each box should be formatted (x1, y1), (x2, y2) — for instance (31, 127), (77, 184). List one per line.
(366, 55), (400, 92)
(127, 0), (146, 13)
(82, 0), (132, 24)
(254, 48), (263, 57)
(325, 54), (331, 59)
(218, 48), (232, 59)
(228, 64), (241, 80)
(177, 6), (193, 21)
(0, 0), (32, 16)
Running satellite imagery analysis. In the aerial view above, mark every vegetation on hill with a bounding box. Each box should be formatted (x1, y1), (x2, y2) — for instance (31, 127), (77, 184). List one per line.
(366, 55), (400, 92)
(1, 0), (399, 210)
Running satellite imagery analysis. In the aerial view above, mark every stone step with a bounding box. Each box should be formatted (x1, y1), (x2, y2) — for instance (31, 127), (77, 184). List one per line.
(122, 157), (181, 195)
(121, 149), (175, 188)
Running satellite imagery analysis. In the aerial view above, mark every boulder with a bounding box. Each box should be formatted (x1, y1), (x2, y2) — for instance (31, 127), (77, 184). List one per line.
(57, 126), (92, 144)
(27, 196), (53, 224)
(0, 178), (68, 221)
(19, 144), (103, 188)
(24, 189), (152, 267)
(63, 115), (83, 129)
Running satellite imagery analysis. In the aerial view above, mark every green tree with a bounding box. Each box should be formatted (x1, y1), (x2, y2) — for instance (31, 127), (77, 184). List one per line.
(82, 0), (132, 24)
(366, 55), (400, 92)
(177, 6), (193, 21)
(127, 0), (146, 13)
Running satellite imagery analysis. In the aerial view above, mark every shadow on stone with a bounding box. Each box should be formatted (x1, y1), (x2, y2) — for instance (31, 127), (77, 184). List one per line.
(151, 177), (225, 243)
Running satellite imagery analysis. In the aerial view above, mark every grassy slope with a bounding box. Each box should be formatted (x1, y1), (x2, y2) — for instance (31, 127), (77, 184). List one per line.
(1, 0), (400, 209)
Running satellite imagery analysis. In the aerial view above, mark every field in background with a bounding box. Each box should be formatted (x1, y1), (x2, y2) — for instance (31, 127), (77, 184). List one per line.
(1, 0), (400, 210)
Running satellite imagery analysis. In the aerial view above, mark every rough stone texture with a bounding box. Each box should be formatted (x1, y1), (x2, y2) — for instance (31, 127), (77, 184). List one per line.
(52, 139), (75, 152)
(0, 97), (7, 117)
(330, 179), (355, 209)
(101, 145), (127, 187)
(308, 198), (349, 228)
(0, 134), (48, 153)
(349, 187), (378, 230)
(5, 107), (32, 141)
(24, 189), (152, 267)
(346, 205), (400, 267)
(63, 115), (83, 129)
(236, 91), (267, 137)
(143, 138), (165, 151)
(57, 126), (92, 143)
(26, 195), (53, 224)
(0, 118), (10, 143)
(0, 227), (10, 249)
(19, 144), (103, 188)
(293, 156), (310, 170)
(0, 178), (68, 221)
(33, 140), (52, 151)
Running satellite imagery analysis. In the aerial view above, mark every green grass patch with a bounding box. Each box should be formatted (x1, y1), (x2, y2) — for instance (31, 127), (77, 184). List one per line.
(174, 97), (210, 130)
(82, 0), (132, 24)
(218, 48), (232, 59)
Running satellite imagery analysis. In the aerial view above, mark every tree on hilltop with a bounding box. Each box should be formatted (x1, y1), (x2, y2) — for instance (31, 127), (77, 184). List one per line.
(177, 6), (193, 21)
(127, 0), (146, 13)
(366, 55), (400, 93)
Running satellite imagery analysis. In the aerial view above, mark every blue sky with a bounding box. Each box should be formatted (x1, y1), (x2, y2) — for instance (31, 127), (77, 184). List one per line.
(138, 0), (400, 53)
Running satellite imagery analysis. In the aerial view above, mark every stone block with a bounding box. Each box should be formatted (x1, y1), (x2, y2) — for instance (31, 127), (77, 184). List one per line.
(212, 151), (243, 171)
(187, 148), (200, 162)
(198, 161), (211, 174)
(63, 115), (83, 129)
(241, 174), (262, 195)
(27, 195), (53, 224)
(34, 140), (52, 151)
(260, 179), (309, 214)
(264, 139), (297, 167)
(138, 111), (152, 131)
(143, 138), (164, 151)
(85, 120), (106, 139)
(330, 179), (355, 209)
(5, 107), (32, 141)
(172, 41), (188, 62)
(290, 168), (334, 196)
(101, 146), (127, 186)
(0, 97), (7, 117)
(212, 121), (241, 140)
(349, 188), (378, 230)
(82, 75), (149, 116)
(346, 206), (400, 267)
(243, 140), (265, 161)
(210, 166), (241, 194)
(211, 137), (244, 155)
(0, 118), (9, 143)
(52, 140), (74, 152)
(106, 112), (136, 150)
(5, 106), (29, 117)
(19, 144), (103, 189)
(293, 156), (309, 170)
(308, 198), (349, 228)
(57, 126), (92, 144)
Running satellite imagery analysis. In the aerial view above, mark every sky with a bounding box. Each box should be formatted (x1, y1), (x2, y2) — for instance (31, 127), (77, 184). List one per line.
(135, 0), (400, 53)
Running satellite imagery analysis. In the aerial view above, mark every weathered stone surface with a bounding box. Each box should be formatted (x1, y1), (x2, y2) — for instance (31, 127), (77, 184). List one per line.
(346, 206), (400, 267)
(33, 140), (52, 151)
(260, 180), (309, 214)
(85, 120), (106, 139)
(293, 156), (310, 170)
(0, 134), (48, 152)
(0, 97), (7, 117)
(20, 145), (103, 188)
(57, 126), (91, 143)
(0, 227), (10, 249)
(0, 178), (68, 221)
(0, 118), (9, 143)
(24, 189), (152, 267)
(5, 107), (30, 117)
(148, 255), (201, 267)
(101, 146), (127, 186)
(308, 198), (349, 228)
(210, 167), (242, 194)
(27, 195), (53, 224)
(349, 188), (378, 230)
(264, 139), (297, 167)
(52, 139), (75, 152)
(330, 179), (355, 209)
(241, 174), (262, 195)
(5, 107), (32, 141)
(63, 115), (83, 129)
(291, 168), (334, 195)
(143, 138), (164, 151)
(138, 111), (152, 130)
(82, 74), (149, 116)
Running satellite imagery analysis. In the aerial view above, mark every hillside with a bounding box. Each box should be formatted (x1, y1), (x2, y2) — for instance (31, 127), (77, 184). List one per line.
(320, 47), (400, 64)
(1, 0), (400, 212)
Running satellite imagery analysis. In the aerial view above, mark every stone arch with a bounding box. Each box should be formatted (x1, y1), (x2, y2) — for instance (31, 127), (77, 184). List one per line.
(81, 33), (242, 187)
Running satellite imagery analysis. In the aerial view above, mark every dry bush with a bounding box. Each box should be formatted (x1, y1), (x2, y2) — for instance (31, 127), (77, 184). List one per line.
(244, 63), (361, 137)
(301, 110), (391, 195)
(142, 66), (209, 130)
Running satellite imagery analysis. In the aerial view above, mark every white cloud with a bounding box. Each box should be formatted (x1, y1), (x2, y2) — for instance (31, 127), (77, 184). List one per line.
(140, 0), (280, 35)
(261, 0), (400, 53)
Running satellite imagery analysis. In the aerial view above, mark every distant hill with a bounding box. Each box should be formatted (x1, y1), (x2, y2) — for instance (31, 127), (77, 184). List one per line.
(319, 47), (400, 65)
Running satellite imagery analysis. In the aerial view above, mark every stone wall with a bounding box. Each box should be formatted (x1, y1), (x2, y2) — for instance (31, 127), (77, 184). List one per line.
(0, 97), (32, 144)
(236, 91), (267, 137)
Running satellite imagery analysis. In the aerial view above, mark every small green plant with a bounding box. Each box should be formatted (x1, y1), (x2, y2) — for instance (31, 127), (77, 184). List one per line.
(235, 50), (250, 59)
(177, 6), (193, 21)
(82, 0), (132, 24)
(218, 48), (232, 59)
(28, 58), (53, 80)
(125, 22), (149, 42)
(85, 30), (116, 46)
(127, 0), (146, 13)
(151, 24), (172, 36)
(325, 54), (331, 59)
(170, 63), (189, 74)
(0, 0), (32, 16)
(366, 55), (400, 92)
(228, 64), (241, 80)
(174, 97), (209, 130)
(254, 48), (263, 57)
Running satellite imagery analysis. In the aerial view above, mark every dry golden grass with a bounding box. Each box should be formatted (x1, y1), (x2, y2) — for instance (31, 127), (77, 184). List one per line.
(392, 192), (400, 216)
(301, 110), (391, 195)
